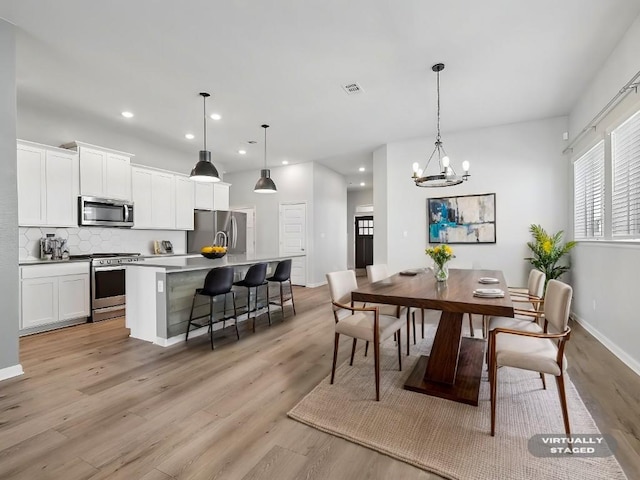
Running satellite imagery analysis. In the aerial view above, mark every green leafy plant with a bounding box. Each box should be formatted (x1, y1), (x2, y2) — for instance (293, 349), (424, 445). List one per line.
(526, 224), (576, 283)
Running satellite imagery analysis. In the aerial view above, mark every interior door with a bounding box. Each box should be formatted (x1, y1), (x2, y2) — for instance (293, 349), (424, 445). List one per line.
(279, 203), (307, 286)
(355, 215), (374, 269)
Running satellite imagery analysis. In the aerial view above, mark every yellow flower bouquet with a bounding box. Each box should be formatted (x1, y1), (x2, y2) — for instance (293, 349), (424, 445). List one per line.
(426, 244), (455, 281)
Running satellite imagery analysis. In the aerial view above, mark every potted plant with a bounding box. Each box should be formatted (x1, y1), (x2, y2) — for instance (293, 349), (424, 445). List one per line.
(526, 224), (576, 286)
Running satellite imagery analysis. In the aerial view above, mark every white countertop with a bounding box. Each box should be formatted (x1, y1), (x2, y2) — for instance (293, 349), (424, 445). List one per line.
(128, 253), (305, 272)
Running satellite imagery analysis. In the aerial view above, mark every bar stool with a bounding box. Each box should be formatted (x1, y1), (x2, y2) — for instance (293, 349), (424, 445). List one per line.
(233, 262), (270, 332)
(185, 266), (238, 350)
(267, 259), (296, 319)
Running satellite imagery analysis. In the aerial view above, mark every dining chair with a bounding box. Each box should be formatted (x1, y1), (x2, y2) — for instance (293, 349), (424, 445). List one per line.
(185, 266), (238, 349)
(487, 269), (546, 335)
(326, 270), (404, 401)
(365, 264), (412, 351)
(488, 279), (573, 436)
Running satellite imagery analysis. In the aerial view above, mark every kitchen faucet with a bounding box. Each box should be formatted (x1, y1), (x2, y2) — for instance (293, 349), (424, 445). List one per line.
(215, 231), (228, 247)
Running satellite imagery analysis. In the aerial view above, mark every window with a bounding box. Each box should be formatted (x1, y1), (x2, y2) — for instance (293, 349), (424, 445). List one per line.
(612, 110), (640, 238)
(573, 141), (604, 240)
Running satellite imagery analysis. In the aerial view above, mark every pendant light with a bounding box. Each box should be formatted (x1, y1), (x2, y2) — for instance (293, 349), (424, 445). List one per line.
(411, 63), (470, 187)
(190, 92), (220, 182)
(254, 124), (277, 193)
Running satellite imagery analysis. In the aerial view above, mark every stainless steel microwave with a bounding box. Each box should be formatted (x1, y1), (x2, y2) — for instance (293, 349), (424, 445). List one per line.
(78, 196), (134, 227)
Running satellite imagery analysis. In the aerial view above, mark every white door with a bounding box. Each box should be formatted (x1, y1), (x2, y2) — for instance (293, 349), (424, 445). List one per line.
(151, 172), (175, 229)
(105, 153), (132, 201)
(234, 207), (256, 256)
(213, 183), (230, 210)
(21, 277), (58, 328)
(175, 176), (195, 230)
(79, 147), (106, 197)
(131, 167), (153, 229)
(279, 203), (306, 286)
(194, 182), (214, 210)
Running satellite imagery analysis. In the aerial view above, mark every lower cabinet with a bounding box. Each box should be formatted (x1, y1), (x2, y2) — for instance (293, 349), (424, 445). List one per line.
(20, 262), (90, 333)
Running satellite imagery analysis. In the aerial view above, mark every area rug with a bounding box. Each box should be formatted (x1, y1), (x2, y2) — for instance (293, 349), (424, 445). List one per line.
(288, 323), (627, 480)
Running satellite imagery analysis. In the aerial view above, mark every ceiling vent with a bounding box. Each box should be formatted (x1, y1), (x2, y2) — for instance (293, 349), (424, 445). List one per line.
(342, 82), (364, 95)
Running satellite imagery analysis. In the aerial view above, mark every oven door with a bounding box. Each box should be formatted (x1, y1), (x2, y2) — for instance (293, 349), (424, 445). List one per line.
(92, 266), (126, 321)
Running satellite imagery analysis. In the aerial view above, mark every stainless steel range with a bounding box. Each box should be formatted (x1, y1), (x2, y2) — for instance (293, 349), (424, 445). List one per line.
(71, 253), (142, 322)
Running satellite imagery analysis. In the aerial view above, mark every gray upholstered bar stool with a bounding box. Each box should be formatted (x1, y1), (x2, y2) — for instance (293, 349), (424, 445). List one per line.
(186, 266), (238, 350)
(233, 262), (271, 332)
(267, 259), (296, 319)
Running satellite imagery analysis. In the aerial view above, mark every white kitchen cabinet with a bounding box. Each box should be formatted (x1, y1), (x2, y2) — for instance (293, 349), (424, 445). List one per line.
(62, 141), (133, 201)
(175, 175), (195, 230)
(131, 166), (180, 230)
(213, 183), (230, 210)
(152, 171), (176, 229)
(17, 141), (79, 227)
(131, 167), (154, 229)
(194, 182), (214, 210)
(20, 262), (90, 332)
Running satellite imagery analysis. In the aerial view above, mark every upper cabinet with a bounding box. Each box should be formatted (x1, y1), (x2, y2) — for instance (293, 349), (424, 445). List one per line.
(175, 175), (195, 230)
(61, 141), (133, 202)
(17, 140), (79, 227)
(131, 166), (193, 230)
(194, 182), (230, 211)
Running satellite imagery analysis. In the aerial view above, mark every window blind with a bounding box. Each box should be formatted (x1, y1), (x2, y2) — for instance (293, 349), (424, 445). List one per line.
(573, 141), (604, 240)
(612, 110), (640, 237)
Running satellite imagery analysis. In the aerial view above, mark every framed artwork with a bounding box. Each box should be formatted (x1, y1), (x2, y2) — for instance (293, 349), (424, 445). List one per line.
(427, 193), (496, 244)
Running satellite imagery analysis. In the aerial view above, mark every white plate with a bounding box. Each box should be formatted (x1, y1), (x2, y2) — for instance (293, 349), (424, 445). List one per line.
(478, 277), (499, 284)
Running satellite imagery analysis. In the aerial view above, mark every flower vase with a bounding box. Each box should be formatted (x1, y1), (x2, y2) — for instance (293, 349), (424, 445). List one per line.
(434, 263), (449, 282)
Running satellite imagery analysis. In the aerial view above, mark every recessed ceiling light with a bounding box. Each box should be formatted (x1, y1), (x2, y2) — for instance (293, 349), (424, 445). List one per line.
(359, 167), (365, 172)
(121, 111), (134, 118)
(185, 133), (195, 140)
(238, 149), (247, 155)
(282, 160), (289, 165)
(210, 113), (222, 120)
(360, 182), (366, 186)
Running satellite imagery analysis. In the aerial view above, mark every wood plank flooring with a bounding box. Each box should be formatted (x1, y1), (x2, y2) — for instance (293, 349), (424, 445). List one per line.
(1, 282), (638, 479)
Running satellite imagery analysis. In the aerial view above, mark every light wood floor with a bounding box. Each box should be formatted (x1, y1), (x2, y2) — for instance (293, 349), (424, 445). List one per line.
(1, 282), (639, 479)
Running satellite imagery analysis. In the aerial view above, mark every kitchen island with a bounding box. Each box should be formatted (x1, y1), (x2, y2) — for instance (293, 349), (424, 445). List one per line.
(125, 253), (305, 346)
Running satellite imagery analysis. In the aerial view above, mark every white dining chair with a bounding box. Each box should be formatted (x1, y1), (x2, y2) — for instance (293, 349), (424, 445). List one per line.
(326, 270), (404, 401)
(488, 279), (573, 436)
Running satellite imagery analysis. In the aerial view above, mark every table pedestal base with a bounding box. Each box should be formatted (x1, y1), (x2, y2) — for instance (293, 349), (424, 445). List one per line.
(404, 337), (485, 406)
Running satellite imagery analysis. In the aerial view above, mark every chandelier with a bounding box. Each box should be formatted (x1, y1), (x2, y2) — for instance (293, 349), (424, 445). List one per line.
(412, 63), (470, 187)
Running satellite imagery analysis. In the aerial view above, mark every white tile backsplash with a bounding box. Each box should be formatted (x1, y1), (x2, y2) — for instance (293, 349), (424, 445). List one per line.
(18, 227), (186, 259)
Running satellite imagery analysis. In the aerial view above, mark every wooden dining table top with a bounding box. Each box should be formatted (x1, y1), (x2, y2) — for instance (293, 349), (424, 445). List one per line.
(352, 268), (514, 318)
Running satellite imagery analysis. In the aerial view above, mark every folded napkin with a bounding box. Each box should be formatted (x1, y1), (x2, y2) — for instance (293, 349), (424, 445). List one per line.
(473, 288), (505, 298)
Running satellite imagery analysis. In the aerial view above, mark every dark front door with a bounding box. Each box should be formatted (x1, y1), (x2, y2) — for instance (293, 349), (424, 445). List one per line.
(355, 215), (374, 269)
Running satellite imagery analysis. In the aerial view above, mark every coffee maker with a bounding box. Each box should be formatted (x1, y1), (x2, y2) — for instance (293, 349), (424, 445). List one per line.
(40, 234), (69, 260)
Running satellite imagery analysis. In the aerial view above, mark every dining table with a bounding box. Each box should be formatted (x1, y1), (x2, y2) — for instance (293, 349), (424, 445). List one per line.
(351, 268), (514, 406)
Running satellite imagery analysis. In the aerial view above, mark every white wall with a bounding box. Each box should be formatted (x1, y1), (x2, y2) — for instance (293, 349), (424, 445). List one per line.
(347, 188), (373, 269)
(373, 145), (389, 266)
(567, 14), (640, 374)
(227, 163), (314, 257)
(375, 116), (570, 285)
(0, 19), (20, 377)
(313, 163), (348, 283)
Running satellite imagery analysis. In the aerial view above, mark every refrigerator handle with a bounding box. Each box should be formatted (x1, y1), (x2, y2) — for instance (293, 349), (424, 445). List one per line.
(231, 216), (237, 248)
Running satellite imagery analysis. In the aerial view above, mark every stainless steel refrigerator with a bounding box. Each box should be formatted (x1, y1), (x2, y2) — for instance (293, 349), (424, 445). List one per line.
(188, 210), (247, 254)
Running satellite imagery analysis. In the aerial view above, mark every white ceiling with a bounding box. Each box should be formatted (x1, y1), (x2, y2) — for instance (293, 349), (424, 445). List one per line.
(2, 0), (639, 189)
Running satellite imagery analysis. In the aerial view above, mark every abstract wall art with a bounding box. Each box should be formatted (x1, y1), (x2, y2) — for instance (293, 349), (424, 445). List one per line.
(427, 193), (496, 244)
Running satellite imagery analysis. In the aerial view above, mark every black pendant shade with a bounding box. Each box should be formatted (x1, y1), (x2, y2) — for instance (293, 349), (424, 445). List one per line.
(254, 124), (277, 193)
(190, 92), (221, 183)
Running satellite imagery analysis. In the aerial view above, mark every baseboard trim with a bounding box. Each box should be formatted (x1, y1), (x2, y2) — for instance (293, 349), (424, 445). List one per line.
(571, 312), (640, 377)
(307, 280), (327, 288)
(0, 364), (24, 382)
